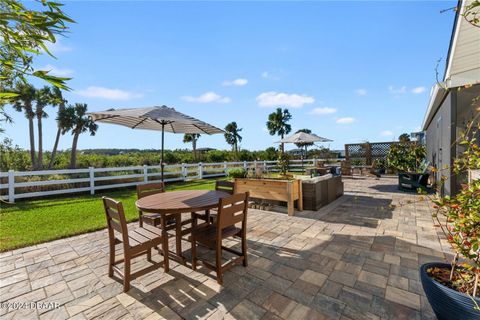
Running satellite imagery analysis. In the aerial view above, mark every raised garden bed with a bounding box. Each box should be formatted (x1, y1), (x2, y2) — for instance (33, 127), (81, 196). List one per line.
(234, 178), (302, 216)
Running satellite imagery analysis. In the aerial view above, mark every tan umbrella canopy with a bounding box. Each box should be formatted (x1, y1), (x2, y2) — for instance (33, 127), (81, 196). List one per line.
(277, 131), (333, 167)
(89, 105), (224, 180)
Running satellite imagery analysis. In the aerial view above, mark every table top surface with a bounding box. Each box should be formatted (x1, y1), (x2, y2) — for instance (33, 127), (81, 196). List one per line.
(135, 190), (229, 214)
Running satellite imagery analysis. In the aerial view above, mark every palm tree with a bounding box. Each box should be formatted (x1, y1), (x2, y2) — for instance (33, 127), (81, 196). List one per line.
(12, 83), (37, 168)
(48, 87), (67, 169)
(266, 107), (292, 154)
(224, 122), (242, 159)
(34, 86), (52, 169)
(183, 134), (201, 161)
(295, 128), (313, 159)
(58, 103), (98, 168)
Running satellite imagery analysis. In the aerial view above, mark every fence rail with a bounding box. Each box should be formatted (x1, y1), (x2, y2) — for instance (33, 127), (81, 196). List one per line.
(0, 158), (333, 202)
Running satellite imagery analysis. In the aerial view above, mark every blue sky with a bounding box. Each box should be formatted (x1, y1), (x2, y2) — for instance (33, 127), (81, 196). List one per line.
(4, 1), (456, 152)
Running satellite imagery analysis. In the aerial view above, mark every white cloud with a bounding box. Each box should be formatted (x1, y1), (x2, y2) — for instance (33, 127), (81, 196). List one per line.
(355, 89), (367, 96)
(261, 71), (280, 80)
(222, 78), (248, 87)
(76, 86), (143, 100)
(336, 117), (355, 124)
(46, 39), (72, 54)
(181, 91), (231, 104)
(411, 86), (426, 94)
(381, 130), (394, 136)
(41, 64), (73, 77)
(309, 107), (337, 115)
(388, 86), (407, 95)
(256, 91), (314, 108)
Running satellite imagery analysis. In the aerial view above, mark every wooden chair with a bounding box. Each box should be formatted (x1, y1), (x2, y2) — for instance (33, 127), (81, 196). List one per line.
(103, 197), (164, 292)
(136, 182), (165, 227)
(199, 180), (235, 224)
(191, 192), (249, 284)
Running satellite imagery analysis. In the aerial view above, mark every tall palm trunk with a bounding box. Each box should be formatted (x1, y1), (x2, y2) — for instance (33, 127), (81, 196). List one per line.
(70, 132), (80, 169)
(280, 133), (285, 154)
(27, 115), (36, 169)
(37, 114), (43, 169)
(49, 129), (61, 169)
(48, 103), (65, 169)
(192, 138), (197, 161)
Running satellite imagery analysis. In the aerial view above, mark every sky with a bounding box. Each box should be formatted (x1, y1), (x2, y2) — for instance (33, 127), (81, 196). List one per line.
(3, 1), (457, 152)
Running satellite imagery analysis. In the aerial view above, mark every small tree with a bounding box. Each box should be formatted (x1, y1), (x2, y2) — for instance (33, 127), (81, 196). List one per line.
(224, 122), (242, 159)
(398, 133), (411, 143)
(266, 108), (292, 154)
(183, 134), (201, 161)
(58, 103), (98, 168)
(386, 143), (426, 173)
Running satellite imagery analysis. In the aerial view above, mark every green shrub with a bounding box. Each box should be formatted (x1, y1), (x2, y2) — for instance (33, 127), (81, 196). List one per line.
(386, 143), (426, 173)
(228, 167), (246, 178)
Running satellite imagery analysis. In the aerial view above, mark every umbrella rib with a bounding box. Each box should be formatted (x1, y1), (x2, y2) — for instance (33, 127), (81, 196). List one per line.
(131, 117), (149, 129)
(192, 123), (212, 134)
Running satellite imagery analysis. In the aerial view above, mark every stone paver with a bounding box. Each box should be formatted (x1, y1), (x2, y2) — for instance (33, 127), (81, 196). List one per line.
(0, 177), (444, 319)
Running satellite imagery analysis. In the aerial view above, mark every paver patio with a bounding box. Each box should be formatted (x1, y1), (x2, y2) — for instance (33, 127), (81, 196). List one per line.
(0, 177), (448, 320)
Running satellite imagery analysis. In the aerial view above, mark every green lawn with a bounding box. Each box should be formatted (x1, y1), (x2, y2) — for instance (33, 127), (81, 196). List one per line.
(0, 179), (220, 252)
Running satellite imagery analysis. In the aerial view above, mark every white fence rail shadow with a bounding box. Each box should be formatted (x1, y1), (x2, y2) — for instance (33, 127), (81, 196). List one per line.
(0, 159), (337, 202)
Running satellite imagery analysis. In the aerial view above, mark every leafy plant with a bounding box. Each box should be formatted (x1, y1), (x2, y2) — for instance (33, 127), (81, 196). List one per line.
(227, 167), (246, 179)
(277, 153), (290, 176)
(266, 108), (292, 154)
(386, 143), (426, 173)
(429, 123), (480, 298)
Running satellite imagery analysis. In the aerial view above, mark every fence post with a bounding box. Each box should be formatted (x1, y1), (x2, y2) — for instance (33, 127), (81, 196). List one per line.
(198, 163), (203, 179)
(143, 165), (148, 183)
(89, 167), (95, 195)
(223, 161), (228, 176)
(8, 170), (14, 203)
(182, 163), (187, 180)
(263, 160), (267, 171)
(243, 161), (247, 170)
(254, 160), (257, 173)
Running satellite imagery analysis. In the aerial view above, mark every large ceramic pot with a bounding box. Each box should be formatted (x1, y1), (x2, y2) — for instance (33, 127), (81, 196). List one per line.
(420, 263), (480, 320)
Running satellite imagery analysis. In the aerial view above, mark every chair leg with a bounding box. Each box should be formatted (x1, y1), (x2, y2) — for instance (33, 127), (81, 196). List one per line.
(108, 239), (115, 277)
(147, 248), (152, 262)
(138, 211), (143, 227)
(191, 236), (197, 271)
(123, 257), (131, 292)
(242, 235), (248, 267)
(216, 240), (223, 285)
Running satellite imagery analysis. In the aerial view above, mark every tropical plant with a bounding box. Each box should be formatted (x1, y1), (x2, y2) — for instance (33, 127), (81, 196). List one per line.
(0, 0), (74, 100)
(429, 124), (480, 298)
(48, 87), (68, 169)
(266, 108), (292, 154)
(34, 86), (52, 169)
(11, 82), (37, 168)
(398, 133), (411, 143)
(386, 143), (426, 173)
(183, 134), (201, 161)
(224, 122), (242, 159)
(57, 103), (98, 168)
(277, 153), (290, 176)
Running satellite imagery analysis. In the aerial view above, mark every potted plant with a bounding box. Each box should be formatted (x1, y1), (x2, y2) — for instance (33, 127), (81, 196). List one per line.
(386, 143), (428, 190)
(420, 125), (480, 320)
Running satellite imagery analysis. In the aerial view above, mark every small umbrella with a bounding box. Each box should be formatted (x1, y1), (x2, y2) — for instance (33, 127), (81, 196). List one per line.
(277, 132), (333, 168)
(89, 105), (224, 180)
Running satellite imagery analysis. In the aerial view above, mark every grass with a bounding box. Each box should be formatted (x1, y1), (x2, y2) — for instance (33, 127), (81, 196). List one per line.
(0, 179), (220, 252)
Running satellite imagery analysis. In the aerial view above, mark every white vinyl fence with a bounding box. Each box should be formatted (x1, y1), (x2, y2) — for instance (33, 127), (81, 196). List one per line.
(0, 159), (329, 203)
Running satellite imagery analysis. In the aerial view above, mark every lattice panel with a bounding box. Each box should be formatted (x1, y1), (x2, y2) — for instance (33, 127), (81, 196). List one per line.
(345, 141), (410, 165)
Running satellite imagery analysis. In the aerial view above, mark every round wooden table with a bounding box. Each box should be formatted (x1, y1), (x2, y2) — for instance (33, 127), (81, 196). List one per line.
(135, 190), (229, 271)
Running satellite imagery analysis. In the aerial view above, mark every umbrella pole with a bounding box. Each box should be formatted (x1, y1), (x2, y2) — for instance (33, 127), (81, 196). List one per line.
(161, 123), (165, 181)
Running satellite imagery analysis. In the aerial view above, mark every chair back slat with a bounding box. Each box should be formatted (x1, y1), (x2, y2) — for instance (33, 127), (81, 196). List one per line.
(137, 182), (165, 199)
(215, 180), (234, 195)
(103, 197), (129, 245)
(217, 192), (249, 229)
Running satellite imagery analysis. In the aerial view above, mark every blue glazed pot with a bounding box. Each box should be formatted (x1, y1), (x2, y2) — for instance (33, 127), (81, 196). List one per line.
(420, 263), (480, 320)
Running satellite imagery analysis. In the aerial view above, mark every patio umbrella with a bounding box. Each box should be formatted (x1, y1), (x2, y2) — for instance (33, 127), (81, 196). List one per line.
(277, 132), (333, 168)
(89, 105), (224, 181)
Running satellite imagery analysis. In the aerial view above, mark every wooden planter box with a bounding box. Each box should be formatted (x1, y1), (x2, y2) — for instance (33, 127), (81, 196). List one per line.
(468, 169), (480, 183)
(234, 178), (303, 216)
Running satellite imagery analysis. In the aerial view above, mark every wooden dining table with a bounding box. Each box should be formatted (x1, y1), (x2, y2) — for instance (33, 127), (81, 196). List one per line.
(135, 189), (229, 272)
